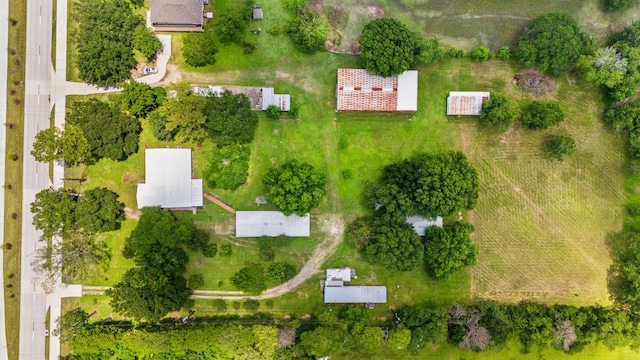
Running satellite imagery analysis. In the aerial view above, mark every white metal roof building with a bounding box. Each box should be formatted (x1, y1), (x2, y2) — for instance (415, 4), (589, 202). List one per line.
(405, 215), (443, 236)
(136, 148), (203, 209)
(261, 88), (291, 111)
(446, 91), (490, 115)
(324, 286), (387, 304)
(326, 267), (354, 282)
(235, 211), (310, 237)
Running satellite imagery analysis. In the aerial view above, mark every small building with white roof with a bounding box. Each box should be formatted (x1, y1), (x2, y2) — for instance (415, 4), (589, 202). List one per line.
(235, 211), (310, 237)
(136, 148), (203, 209)
(446, 91), (490, 115)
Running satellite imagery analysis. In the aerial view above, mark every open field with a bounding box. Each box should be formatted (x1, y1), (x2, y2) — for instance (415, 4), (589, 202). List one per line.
(4, 1), (27, 359)
(321, 0), (640, 52)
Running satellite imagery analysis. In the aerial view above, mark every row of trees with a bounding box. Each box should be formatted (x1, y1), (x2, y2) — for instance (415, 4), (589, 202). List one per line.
(479, 94), (566, 132)
(62, 301), (640, 358)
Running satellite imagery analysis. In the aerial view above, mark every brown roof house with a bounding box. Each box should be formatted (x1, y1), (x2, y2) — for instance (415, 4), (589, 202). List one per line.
(336, 69), (418, 112)
(149, 0), (204, 32)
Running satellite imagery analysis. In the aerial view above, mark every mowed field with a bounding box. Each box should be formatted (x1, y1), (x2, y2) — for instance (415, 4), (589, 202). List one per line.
(320, 0), (640, 51)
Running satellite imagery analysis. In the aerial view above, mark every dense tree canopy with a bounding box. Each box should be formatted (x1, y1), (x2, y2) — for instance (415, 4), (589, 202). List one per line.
(67, 99), (141, 163)
(30, 125), (90, 166)
(478, 93), (517, 131)
(215, 9), (246, 43)
(159, 85), (208, 141)
(231, 265), (267, 292)
(76, 188), (124, 233)
(364, 222), (424, 271)
(203, 144), (250, 190)
(423, 223), (478, 280)
(263, 159), (327, 215)
(31, 188), (77, 238)
(119, 81), (165, 119)
(610, 21), (640, 47)
(132, 25), (162, 61)
(521, 101), (565, 129)
(75, 0), (143, 86)
(369, 151), (479, 219)
(359, 18), (421, 77)
(183, 31), (218, 67)
(287, 8), (329, 53)
(543, 135), (576, 161)
(204, 91), (259, 145)
(54, 308), (91, 343)
(516, 13), (592, 76)
(607, 0), (635, 11)
(578, 43), (640, 101)
(147, 109), (176, 142)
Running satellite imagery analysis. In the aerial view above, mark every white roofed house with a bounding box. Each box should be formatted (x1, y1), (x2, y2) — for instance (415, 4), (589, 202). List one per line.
(136, 148), (203, 209)
(446, 91), (490, 115)
(323, 268), (387, 305)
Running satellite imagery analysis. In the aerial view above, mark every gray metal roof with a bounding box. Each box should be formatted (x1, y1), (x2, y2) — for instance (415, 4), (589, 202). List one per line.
(235, 211), (310, 237)
(324, 286), (387, 303)
(253, 8), (263, 20)
(136, 148), (203, 209)
(405, 215), (443, 236)
(261, 88), (290, 111)
(149, 0), (203, 26)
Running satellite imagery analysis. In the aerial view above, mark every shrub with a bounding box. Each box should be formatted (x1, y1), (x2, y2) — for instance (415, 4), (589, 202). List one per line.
(257, 237), (275, 261)
(267, 262), (296, 282)
(471, 46), (492, 61)
(242, 41), (256, 54)
(189, 274), (205, 289)
(231, 265), (267, 292)
(342, 169), (353, 179)
(203, 243), (218, 258)
(543, 135), (576, 161)
(478, 93), (517, 131)
(265, 105), (282, 119)
(243, 300), (260, 312)
(213, 299), (227, 312)
(268, 24), (287, 35)
(497, 46), (511, 60)
(220, 244), (233, 256)
(447, 48), (466, 58)
(521, 101), (565, 129)
(287, 8), (329, 53)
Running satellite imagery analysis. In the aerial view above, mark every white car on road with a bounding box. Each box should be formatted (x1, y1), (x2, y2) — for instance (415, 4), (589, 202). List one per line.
(143, 67), (157, 75)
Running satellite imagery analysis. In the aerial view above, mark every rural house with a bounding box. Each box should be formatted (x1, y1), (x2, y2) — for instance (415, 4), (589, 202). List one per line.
(323, 267), (387, 305)
(148, 0), (204, 32)
(336, 69), (418, 112)
(136, 148), (203, 209)
(446, 91), (490, 116)
(235, 211), (310, 237)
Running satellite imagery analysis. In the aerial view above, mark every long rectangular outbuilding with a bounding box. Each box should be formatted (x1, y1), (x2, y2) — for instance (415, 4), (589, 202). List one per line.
(324, 286), (387, 304)
(235, 211), (310, 237)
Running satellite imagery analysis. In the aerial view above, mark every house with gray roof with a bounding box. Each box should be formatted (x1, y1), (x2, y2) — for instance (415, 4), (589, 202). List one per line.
(261, 87), (290, 111)
(235, 211), (310, 237)
(149, 0), (204, 32)
(323, 268), (387, 304)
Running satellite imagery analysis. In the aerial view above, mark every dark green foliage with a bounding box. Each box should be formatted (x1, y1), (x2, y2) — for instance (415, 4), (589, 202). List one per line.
(119, 81), (165, 119)
(189, 274), (205, 289)
(186, 229), (209, 252)
(220, 244), (233, 256)
(300, 326), (345, 357)
(159, 84), (208, 142)
(76, 188), (124, 233)
(267, 262), (296, 282)
(424, 223), (477, 280)
(54, 308), (90, 343)
(213, 299), (227, 312)
(30, 125), (90, 166)
(351, 326), (383, 354)
(242, 41), (256, 54)
(399, 306), (448, 354)
(231, 265), (267, 292)
(31, 188), (77, 238)
(607, 0), (635, 11)
(478, 93), (517, 131)
(416, 37), (445, 64)
(359, 18), (421, 77)
(183, 31), (218, 67)
(147, 110), (176, 142)
(263, 159), (326, 215)
(67, 99), (141, 163)
(364, 222), (424, 271)
(203, 144), (250, 190)
(265, 105), (283, 119)
(497, 46), (511, 60)
(471, 46), (492, 61)
(74, 0), (143, 86)
(215, 9), (246, 44)
(543, 135), (576, 161)
(132, 25), (162, 60)
(243, 300), (260, 312)
(604, 99), (640, 132)
(516, 13), (592, 76)
(287, 8), (329, 53)
(369, 152), (479, 219)
(257, 237), (275, 261)
(578, 43), (640, 101)
(610, 21), (640, 47)
(609, 233), (640, 311)
(521, 101), (565, 129)
(447, 48), (466, 58)
(344, 217), (374, 249)
(204, 91), (258, 146)
(340, 306), (372, 330)
(203, 243), (218, 258)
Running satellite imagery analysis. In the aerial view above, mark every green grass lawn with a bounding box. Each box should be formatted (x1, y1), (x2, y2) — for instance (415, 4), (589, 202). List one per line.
(4, 1), (27, 359)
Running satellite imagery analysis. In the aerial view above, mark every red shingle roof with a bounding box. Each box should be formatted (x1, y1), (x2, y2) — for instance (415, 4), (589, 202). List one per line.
(336, 69), (399, 112)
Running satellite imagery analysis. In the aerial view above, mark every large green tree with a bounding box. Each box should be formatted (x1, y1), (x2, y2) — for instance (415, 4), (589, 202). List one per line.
(423, 223), (477, 280)
(300, 326), (345, 358)
(183, 31), (218, 67)
(287, 8), (329, 54)
(231, 265), (267, 292)
(67, 99), (141, 163)
(204, 91), (259, 145)
(203, 144), (250, 190)
(31, 188), (77, 238)
(75, 188), (124, 233)
(75, 0), (143, 86)
(30, 125), (90, 166)
(132, 25), (162, 61)
(359, 18), (421, 77)
(263, 159), (326, 215)
(119, 80), (165, 119)
(53, 308), (91, 343)
(516, 13), (592, 76)
(159, 85), (208, 141)
(478, 93), (517, 131)
(364, 222), (424, 272)
(521, 101), (565, 129)
(215, 9), (246, 44)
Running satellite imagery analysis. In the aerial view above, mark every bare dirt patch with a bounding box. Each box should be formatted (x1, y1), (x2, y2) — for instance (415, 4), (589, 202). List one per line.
(514, 69), (556, 97)
(124, 207), (141, 220)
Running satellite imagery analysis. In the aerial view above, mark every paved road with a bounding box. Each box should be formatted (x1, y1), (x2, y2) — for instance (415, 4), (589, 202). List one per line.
(0, 0), (11, 357)
(19, 0), (54, 358)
